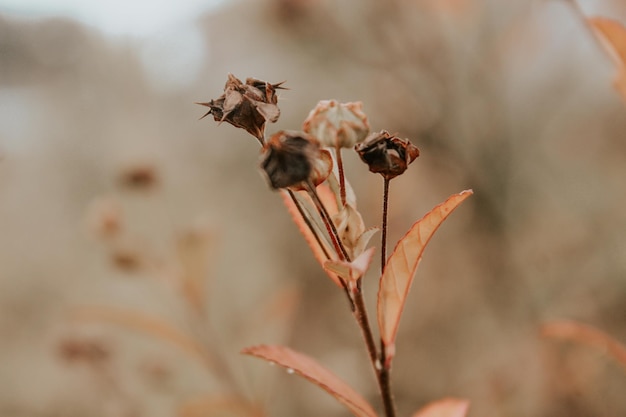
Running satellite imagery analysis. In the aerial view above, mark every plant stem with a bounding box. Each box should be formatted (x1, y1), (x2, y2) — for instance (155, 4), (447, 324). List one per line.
(306, 182), (397, 416)
(335, 146), (347, 207)
(378, 343), (396, 417)
(381, 178), (390, 274)
(353, 281), (396, 417)
(306, 182), (350, 262)
(286, 189), (331, 261)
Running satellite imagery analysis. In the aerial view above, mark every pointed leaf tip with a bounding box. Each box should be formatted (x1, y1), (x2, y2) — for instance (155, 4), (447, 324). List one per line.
(377, 190), (472, 356)
(242, 345), (377, 417)
(324, 247), (376, 283)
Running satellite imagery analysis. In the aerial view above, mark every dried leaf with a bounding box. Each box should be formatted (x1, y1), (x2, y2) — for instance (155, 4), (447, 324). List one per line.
(241, 345), (377, 417)
(324, 247), (376, 284)
(412, 398), (470, 417)
(378, 190), (473, 359)
(588, 17), (626, 100)
(70, 306), (215, 371)
(281, 189), (342, 287)
(541, 319), (626, 373)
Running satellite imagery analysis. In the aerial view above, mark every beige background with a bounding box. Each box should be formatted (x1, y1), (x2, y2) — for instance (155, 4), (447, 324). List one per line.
(1, 0), (626, 416)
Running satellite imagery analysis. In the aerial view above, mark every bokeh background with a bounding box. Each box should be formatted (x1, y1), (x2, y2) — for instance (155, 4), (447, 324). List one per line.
(1, 0), (626, 416)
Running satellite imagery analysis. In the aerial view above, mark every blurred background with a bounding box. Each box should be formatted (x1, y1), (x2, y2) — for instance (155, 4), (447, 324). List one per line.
(1, 0), (626, 416)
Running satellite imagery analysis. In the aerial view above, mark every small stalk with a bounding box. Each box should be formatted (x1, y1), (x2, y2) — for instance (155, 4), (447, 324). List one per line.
(286, 189), (331, 261)
(305, 181), (350, 262)
(381, 178), (390, 273)
(287, 189), (354, 309)
(378, 343), (396, 417)
(353, 280), (396, 417)
(335, 146), (347, 207)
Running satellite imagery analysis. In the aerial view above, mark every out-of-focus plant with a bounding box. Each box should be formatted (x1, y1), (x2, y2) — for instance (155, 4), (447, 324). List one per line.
(61, 168), (301, 417)
(198, 74), (473, 417)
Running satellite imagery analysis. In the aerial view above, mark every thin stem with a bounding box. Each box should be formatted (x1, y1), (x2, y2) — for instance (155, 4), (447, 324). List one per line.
(306, 182), (351, 262)
(287, 189), (331, 260)
(353, 281), (396, 417)
(335, 146), (347, 207)
(352, 283), (378, 365)
(381, 178), (390, 274)
(288, 189), (354, 309)
(378, 346), (395, 417)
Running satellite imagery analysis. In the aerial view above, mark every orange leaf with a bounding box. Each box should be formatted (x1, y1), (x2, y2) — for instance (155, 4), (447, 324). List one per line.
(241, 345), (377, 417)
(281, 189), (342, 287)
(541, 319), (626, 373)
(588, 17), (626, 100)
(378, 190), (473, 359)
(412, 398), (470, 417)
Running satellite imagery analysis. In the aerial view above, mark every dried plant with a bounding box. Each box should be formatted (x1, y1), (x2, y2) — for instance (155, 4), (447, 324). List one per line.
(198, 74), (473, 417)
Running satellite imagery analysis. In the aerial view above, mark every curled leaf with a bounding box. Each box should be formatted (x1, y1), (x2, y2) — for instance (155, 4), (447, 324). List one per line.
(541, 319), (626, 373)
(588, 17), (626, 100)
(324, 247), (376, 284)
(378, 190), (473, 361)
(241, 345), (377, 417)
(412, 398), (470, 417)
(333, 204), (368, 259)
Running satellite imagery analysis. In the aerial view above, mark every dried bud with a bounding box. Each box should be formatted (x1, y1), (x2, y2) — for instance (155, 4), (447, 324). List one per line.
(260, 131), (333, 191)
(355, 130), (420, 180)
(303, 100), (370, 148)
(333, 204), (378, 259)
(197, 74), (286, 143)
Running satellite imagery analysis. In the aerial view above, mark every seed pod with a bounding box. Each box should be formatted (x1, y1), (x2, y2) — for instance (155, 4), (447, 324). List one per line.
(355, 130), (420, 180)
(303, 100), (370, 148)
(260, 131), (333, 191)
(197, 74), (286, 143)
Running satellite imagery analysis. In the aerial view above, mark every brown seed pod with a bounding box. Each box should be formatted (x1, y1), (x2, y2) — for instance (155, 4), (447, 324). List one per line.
(355, 130), (419, 180)
(260, 131), (332, 191)
(197, 74), (286, 143)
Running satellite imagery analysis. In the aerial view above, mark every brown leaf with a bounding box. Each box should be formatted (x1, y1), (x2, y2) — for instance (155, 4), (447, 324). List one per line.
(377, 190), (473, 360)
(241, 345), (377, 417)
(588, 17), (626, 100)
(541, 319), (626, 373)
(412, 398), (470, 417)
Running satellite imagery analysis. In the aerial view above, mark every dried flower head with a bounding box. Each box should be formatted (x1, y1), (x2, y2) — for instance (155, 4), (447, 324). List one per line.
(303, 100), (370, 148)
(197, 74), (286, 143)
(355, 130), (420, 180)
(260, 131), (332, 191)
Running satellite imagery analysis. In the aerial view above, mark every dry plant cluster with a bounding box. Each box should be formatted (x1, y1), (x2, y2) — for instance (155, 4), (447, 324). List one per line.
(197, 73), (472, 417)
(2, 0), (626, 416)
